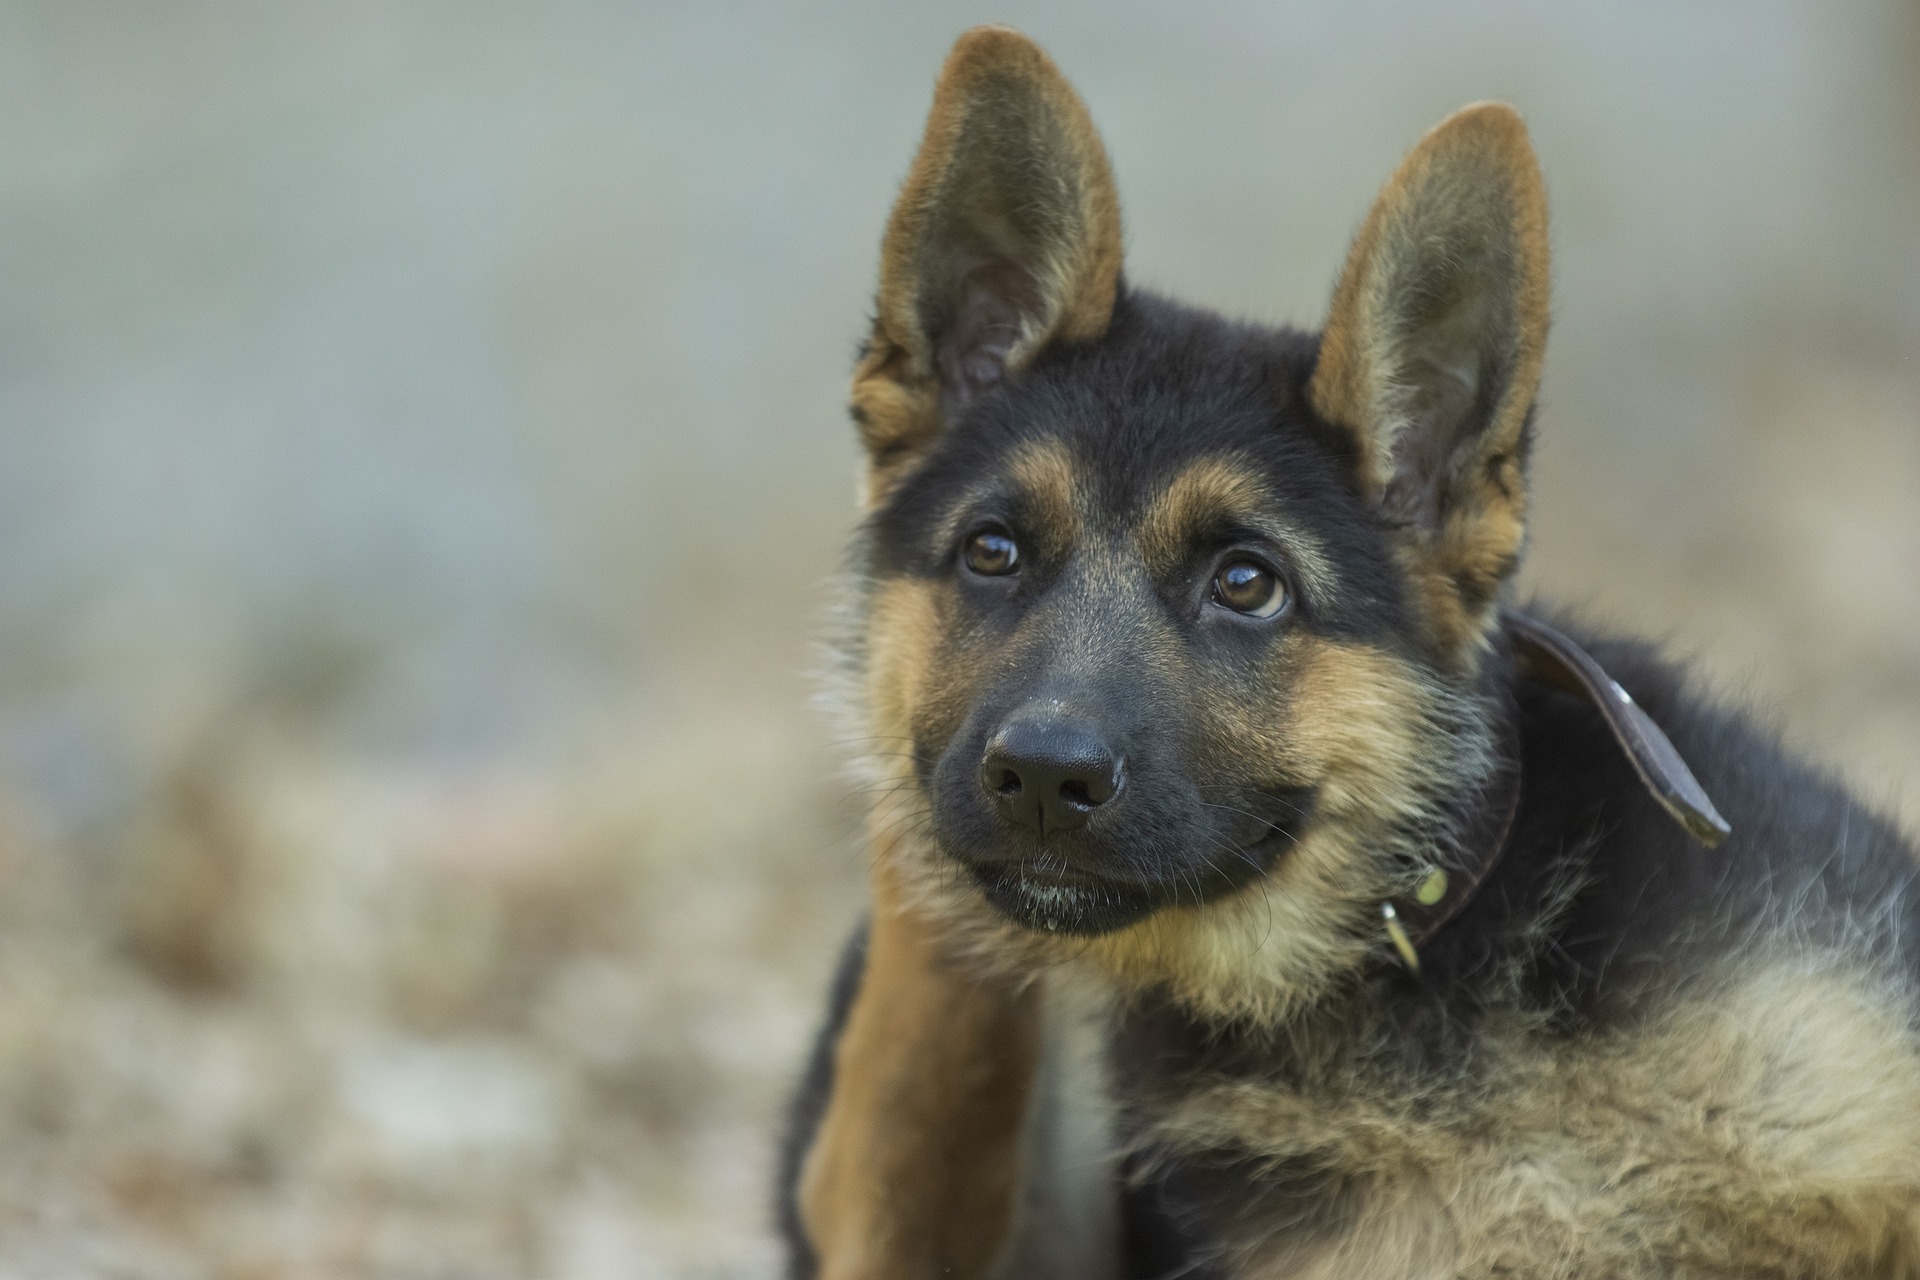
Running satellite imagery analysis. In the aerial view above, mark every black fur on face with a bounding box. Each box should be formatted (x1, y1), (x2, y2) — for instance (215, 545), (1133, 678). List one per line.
(861, 292), (1426, 936)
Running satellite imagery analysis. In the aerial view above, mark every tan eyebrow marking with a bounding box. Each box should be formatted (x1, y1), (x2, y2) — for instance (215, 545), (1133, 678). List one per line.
(1006, 438), (1080, 555)
(1136, 455), (1337, 599)
(932, 438), (1082, 560)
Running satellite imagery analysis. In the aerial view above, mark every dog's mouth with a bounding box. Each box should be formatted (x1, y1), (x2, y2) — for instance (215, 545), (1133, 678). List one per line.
(969, 864), (1160, 936)
(965, 822), (1302, 937)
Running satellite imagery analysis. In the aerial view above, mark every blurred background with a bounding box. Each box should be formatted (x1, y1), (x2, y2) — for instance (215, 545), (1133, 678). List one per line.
(0, 2), (1915, 1275)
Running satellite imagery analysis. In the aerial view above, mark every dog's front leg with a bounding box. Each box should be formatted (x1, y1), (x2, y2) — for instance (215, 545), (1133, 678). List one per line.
(796, 858), (1042, 1280)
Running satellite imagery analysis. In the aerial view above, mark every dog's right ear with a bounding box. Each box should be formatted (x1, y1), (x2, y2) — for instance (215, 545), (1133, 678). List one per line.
(854, 27), (1123, 496)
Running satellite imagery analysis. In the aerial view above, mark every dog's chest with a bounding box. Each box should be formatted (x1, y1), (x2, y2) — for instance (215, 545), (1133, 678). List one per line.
(1111, 959), (1920, 1278)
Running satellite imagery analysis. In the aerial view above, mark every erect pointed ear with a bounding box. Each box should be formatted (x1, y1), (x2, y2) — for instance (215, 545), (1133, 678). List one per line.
(853, 26), (1123, 491)
(1310, 103), (1550, 662)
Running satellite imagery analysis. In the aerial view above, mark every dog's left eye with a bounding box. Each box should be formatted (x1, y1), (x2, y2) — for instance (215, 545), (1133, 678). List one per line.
(963, 527), (1021, 577)
(1211, 559), (1288, 618)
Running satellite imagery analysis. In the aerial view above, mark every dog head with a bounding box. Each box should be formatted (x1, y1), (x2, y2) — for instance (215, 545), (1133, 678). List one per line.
(842, 27), (1549, 1021)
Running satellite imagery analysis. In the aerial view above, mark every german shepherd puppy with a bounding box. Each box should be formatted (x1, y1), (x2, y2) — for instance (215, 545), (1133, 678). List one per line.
(780, 26), (1920, 1280)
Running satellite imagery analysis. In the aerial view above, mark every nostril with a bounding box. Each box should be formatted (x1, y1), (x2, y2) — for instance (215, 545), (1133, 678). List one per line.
(982, 718), (1120, 834)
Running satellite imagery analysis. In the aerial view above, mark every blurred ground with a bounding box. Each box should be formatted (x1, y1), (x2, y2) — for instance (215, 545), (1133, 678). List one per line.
(0, 2), (1915, 1276)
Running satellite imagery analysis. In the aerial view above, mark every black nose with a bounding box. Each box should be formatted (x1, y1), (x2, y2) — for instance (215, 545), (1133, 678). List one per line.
(980, 718), (1122, 837)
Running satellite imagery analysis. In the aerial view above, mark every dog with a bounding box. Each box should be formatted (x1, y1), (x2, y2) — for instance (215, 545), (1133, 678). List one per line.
(778, 26), (1920, 1280)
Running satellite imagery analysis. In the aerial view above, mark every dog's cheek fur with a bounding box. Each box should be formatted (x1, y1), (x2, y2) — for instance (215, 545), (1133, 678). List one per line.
(860, 576), (1011, 928)
(1148, 954), (1920, 1278)
(862, 576), (952, 869)
(866, 576), (948, 770)
(1074, 639), (1487, 1026)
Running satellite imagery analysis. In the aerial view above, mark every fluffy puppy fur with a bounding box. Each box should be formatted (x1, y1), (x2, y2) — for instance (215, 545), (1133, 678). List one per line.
(781, 26), (1920, 1280)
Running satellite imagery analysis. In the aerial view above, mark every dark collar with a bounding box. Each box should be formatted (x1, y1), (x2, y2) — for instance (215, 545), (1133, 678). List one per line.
(1375, 610), (1731, 978)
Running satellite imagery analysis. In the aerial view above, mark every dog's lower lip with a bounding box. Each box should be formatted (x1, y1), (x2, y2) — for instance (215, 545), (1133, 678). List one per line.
(1010, 868), (1104, 887)
(988, 864), (1140, 896)
(966, 862), (1158, 936)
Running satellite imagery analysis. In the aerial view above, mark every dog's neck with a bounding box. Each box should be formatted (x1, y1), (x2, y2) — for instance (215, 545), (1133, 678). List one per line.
(1368, 610), (1730, 979)
(1372, 708), (1524, 977)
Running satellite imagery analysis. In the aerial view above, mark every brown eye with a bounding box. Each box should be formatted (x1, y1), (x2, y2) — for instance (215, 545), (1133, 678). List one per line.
(1212, 559), (1288, 618)
(964, 528), (1020, 576)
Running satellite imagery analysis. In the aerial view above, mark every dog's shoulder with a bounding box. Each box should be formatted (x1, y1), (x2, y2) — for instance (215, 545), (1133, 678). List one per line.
(1513, 618), (1919, 1006)
(1112, 625), (1920, 1276)
(1355, 613), (1920, 1033)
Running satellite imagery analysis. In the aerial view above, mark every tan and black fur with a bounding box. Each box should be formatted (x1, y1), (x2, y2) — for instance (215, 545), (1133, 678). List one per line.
(779, 26), (1920, 1280)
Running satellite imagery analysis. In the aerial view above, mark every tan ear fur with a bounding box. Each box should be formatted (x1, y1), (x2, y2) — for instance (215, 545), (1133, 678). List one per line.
(854, 26), (1123, 498)
(1310, 103), (1550, 659)
(797, 853), (1042, 1280)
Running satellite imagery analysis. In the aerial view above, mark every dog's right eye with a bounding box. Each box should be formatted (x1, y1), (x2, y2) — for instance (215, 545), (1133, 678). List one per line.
(963, 527), (1021, 577)
(1211, 558), (1289, 619)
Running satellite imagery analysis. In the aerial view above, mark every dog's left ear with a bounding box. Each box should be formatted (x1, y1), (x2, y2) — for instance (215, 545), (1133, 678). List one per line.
(853, 26), (1123, 496)
(1311, 103), (1549, 662)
